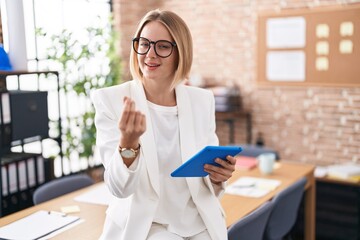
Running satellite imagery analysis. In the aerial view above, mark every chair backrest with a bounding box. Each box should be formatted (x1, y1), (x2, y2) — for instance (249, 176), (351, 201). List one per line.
(236, 144), (280, 160)
(264, 177), (307, 240)
(33, 173), (94, 205)
(228, 200), (275, 240)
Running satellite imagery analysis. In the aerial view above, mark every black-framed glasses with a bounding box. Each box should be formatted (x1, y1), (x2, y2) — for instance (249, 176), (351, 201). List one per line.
(132, 37), (177, 58)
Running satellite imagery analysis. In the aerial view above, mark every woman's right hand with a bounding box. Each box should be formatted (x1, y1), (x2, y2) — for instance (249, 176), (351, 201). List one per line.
(118, 96), (146, 149)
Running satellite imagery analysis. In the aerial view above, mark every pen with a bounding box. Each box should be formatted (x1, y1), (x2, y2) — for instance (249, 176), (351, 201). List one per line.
(48, 211), (67, 217)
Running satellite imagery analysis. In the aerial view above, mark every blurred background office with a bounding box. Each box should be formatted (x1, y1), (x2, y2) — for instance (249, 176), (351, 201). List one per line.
(1, 0), (360, 238)
(1, 0), (358, 171)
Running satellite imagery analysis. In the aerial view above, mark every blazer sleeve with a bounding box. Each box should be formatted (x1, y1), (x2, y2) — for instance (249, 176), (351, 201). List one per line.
(91, 88), (143, 198)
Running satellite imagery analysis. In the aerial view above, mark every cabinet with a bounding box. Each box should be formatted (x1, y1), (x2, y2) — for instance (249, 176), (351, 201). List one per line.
(0, 70), (62, 217)
(293, 177), (360, 240)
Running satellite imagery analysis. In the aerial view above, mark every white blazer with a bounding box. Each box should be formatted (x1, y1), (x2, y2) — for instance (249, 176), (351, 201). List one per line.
(91, 80), (228, 240)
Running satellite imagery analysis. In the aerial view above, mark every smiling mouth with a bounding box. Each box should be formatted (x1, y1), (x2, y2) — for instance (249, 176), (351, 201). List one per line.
(145, 63), (160, 67)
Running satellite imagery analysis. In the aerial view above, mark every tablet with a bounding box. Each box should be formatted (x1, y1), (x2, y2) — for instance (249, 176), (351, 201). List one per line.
(171, 146), (242, 177)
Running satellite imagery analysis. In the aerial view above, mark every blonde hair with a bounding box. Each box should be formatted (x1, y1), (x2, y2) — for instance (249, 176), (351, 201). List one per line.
(129, 9), (193, 89)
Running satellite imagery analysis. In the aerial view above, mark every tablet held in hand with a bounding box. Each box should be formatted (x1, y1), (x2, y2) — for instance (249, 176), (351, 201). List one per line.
(171, 146), (242, 177)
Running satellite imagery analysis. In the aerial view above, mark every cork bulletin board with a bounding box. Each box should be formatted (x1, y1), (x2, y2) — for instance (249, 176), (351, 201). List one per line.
(257, 4), (360, 87)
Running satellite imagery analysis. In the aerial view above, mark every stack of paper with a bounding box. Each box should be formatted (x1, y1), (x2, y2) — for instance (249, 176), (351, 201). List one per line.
(0, 210), (80, 240)
(74, 182), (112, 205)
(327, 163), (360, 181)
(226, 177), (281, 198)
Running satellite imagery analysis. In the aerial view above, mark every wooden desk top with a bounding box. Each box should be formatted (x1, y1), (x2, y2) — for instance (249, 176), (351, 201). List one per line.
(0, 183), (107, 239)
(0, 161), (315, 240)
(221, 161), (315, 226)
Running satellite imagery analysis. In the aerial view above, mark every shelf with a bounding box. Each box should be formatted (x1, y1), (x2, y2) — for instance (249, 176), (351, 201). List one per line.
(0, 70), (61, 217)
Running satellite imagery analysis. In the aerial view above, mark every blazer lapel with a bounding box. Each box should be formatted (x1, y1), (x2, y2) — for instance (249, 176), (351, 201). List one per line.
(176, 84), (202, 195)
(176, 84), (197, 161)
(130, 80), (160, 197)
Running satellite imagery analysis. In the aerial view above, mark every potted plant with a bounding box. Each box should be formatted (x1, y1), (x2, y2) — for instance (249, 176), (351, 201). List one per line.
(37, 17), (121, 170)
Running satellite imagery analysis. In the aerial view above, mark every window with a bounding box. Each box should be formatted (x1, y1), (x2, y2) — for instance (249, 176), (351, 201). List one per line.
(1, 0), (113, 176)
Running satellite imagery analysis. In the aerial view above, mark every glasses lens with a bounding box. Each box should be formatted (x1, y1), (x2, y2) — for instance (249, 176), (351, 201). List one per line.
(134, 38), (150, 55)
(155, 41), (173, 58)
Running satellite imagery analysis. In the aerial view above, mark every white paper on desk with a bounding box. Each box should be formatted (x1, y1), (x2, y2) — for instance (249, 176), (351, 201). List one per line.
(74, 182), (112, 205)
(0, 210), (80, 240)
(226, 177), (281, 198)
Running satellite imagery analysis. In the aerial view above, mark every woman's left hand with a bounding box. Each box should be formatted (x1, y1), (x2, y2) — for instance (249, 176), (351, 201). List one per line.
(204, 155), (236, 184)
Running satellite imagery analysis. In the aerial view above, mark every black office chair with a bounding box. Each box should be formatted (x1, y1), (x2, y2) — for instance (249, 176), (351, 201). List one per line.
(228, 200), (275, 240)
(264, 177), (307, 240)
(33, 173), (94, 205)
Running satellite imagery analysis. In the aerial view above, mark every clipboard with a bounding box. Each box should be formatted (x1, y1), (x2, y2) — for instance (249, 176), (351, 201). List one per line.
(171, 146), (242, 177)
(0, 210), (81, 240)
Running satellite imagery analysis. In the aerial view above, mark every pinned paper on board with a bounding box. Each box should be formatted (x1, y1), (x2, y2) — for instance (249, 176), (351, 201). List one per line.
(266, 17), (306, 48)
(339, 40), (353, 54)
(316, 41), (329, 55)
(266, 51), (306, 81)
(316, 57), (329, 71)
(316, 24), (330, 38)
(340, 22), (354, 36)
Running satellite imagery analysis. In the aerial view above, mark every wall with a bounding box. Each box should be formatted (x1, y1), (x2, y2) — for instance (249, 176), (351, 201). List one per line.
(113, 0), (360, 165)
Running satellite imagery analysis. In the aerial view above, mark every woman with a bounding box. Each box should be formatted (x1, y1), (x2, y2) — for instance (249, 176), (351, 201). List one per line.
(92, 9), (236, 240)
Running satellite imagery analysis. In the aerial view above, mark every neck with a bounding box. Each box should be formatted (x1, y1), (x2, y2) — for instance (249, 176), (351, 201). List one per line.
(143, 81), (176, 106)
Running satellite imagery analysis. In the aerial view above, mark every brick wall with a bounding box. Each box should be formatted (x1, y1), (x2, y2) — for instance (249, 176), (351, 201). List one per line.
(113, 0), (360, 165)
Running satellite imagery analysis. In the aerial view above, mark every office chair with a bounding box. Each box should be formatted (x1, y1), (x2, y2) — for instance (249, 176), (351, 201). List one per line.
(33, 173), (94, 205)
(228, 200), (275, 240)
(264, 177), (307, 240)
(237, 144), (280, 160)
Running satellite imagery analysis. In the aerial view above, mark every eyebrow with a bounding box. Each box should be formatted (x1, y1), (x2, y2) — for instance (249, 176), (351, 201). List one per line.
(139, 36), (174, 42)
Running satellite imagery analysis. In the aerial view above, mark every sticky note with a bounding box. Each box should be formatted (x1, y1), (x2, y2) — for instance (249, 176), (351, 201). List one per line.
(316, 41), (329, 55)
(339, 40), (353, 54)
(316, 57), (329, 71)
(316, 24), (329, 38)
(61, 205), (81, 214)
(340, 22), (354, 36)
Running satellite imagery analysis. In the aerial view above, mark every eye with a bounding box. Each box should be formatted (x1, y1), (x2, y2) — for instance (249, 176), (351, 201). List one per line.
(139, 42), (150, 48)
(157, 42), (171, 49)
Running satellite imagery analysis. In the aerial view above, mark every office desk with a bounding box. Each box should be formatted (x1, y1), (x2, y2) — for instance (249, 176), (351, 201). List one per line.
(221, 161), (315, 240)
(0, 183), (107, 239)
(0, 162), (315, 240)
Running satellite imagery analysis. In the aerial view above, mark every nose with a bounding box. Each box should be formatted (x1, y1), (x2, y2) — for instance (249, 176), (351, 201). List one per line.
(146, 43), (157, 58)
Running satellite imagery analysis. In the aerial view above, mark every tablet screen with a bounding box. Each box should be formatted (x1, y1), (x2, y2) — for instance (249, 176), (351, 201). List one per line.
(171, 146), (242, 177)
